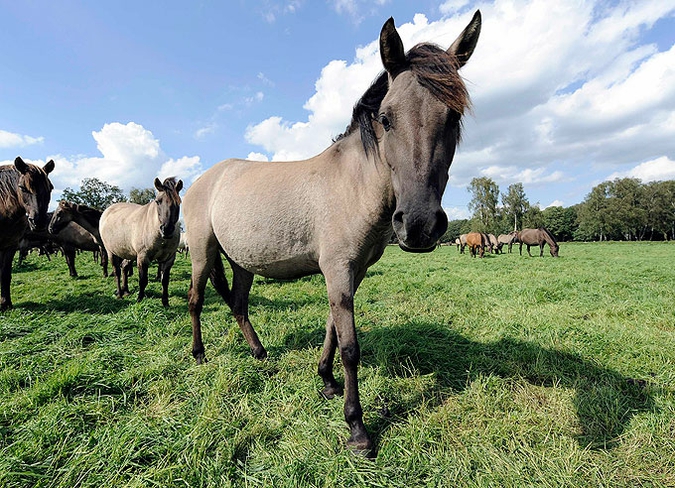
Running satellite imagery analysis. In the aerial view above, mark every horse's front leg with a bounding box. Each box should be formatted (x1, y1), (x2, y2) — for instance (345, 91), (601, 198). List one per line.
(159, 255), (175, 307)
(136, 256), (149, 302)
(323, 267), (372, 454)
(0, 249), (16, 311)
(318, 313), (341, 399)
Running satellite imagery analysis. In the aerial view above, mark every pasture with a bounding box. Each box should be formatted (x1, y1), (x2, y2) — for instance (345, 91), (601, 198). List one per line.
(1, 242), (674, 487)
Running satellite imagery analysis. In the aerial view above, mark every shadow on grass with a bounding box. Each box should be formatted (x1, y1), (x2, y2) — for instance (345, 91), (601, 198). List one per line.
(283, 321), (656, 452)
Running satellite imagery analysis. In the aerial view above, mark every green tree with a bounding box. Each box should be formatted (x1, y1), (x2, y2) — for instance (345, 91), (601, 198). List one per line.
(61, 177), (127, 210)
(501, 183), (529, 232)
(541, 205), (577, 241)
(523, 204), (544, 229)
(129, 187), (156, 205)
(468, 177), (500, 232)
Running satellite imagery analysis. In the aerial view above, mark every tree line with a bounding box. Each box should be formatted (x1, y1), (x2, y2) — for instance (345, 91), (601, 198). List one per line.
(61, 177), (157, 209)
(444, 177), (675, 242)
(63, 175), (675, 242)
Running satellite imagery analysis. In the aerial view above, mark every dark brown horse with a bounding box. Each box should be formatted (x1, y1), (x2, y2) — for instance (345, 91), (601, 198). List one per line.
(49, 201), (109, 276)
(182, 12), (481, 455)
(518, 227), (559, 257)
(466, 232), (485, 257)
(23, 213), (106, 277)
(0, 157), (55, 310)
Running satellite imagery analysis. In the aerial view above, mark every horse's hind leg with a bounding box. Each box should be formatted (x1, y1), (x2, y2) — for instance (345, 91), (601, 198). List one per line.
(136, 256), (149, 302)
(318, 313), (341, 398)
(228, 260), (267, 360)
(188, 235), (220, 364)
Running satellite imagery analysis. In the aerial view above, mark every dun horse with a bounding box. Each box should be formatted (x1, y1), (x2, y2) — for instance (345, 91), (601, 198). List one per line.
(466, 232), (485, 257)
(100, 177), (183, 306)
(183, 12), (481, 454)
(0, 157), (55, 310)
(497, 231), (518, 253)
(49, 201), (109, 276)
(518, 227), (559, 257)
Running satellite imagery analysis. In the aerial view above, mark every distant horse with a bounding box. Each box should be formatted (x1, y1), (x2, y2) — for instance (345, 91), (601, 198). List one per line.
(487, 233), (498, 253)
(182, 12), (481, 454)
(458, 233), (468, 253)
(49, 201), (108, 276)
(518, 227), (559, 257)
(466, 232), (485, 257)
(497, 231), (518, 253)
(0, 157), (55, 310)
(100, 177), (183, 306)
(24, 214), (104, 277)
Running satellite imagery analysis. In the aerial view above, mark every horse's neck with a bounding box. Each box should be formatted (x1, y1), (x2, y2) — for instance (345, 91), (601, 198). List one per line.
(317, 136), (396, 219)
(72, 210), (101, 238)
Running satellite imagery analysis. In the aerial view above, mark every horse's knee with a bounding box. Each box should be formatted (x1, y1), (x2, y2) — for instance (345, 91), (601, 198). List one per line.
(340, 342), (360, 368)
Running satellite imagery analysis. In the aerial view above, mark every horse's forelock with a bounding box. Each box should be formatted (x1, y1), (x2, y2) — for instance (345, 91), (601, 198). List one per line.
(159, 177), (182, 205)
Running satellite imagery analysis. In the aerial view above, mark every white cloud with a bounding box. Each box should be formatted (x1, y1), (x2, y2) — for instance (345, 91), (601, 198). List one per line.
(608, 156), (675, 183)
(0, 129), (44, 148)
(444, 206), (471, 220)
(544, 200), (564, 209)
(158, 156), (204, 184)
(25, 122), (202, 195)
(247, 152), (269, 161)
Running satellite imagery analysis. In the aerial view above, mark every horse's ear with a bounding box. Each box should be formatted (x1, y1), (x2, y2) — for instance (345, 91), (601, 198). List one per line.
(44, 159), (55, 174)
(176, 180), (183, 193)
(447, 10), (481, 68)
(380, 17), (407, 78)
(154, 177), (164, 192)
(14, 156), (29, 174)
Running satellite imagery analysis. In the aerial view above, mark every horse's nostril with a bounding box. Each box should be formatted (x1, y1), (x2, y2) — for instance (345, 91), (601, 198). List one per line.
(393, 211), (404, 225)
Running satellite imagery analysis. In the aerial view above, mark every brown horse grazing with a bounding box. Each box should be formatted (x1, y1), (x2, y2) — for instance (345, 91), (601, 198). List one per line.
(100, 177), (183, 306)
(49, 201), (109, 276)
(0, 157), (55, 310)
(465, 232), (485, 257)
(182, 12), (481, 455)
(497, 231), (518, 253)
(518, 227), (559, 257)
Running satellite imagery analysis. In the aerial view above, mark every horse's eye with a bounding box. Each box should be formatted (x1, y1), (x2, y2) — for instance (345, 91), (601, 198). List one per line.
(378, 113), (392, 132)
(19, 185), (28, 193)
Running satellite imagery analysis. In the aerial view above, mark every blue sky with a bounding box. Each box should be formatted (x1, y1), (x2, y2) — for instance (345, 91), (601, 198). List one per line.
(1, 0), (674, 219)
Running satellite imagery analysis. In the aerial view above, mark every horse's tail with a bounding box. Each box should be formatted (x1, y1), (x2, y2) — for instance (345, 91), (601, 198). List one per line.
(209, 251), (231, 305)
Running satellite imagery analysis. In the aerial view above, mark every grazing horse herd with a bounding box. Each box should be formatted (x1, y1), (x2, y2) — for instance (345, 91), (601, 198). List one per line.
(0, 11), (561, 455)
(457, 228), (559, 258)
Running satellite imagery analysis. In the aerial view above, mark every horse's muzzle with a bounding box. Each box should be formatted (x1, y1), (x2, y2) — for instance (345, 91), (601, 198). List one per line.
(392, 208), (447, 252)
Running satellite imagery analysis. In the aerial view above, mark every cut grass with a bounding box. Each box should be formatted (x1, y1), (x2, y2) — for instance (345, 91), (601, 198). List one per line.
(1, 242), (674, 487)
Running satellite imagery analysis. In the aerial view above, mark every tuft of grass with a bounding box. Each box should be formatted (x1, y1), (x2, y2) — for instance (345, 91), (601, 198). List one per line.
(0, 242), (674, 487)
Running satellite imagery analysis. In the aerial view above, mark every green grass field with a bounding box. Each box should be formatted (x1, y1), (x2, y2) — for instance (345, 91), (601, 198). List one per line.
(1, 242), (674, 487)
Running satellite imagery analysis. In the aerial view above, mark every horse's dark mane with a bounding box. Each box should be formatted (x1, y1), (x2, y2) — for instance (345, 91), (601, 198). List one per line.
(0, 165), (21, 213)
(159, 177), (182, 205)
(335, 43), (470, 156)
(69, 202), (102, 223)
(540, 227), (559, 247)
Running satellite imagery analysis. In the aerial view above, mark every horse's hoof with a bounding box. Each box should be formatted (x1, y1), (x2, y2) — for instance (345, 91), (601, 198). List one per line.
(347, 437), (375, 458)
(194, 353), (207, 365)
(252, 347), (267, 360)
(320, 384), (343, 400)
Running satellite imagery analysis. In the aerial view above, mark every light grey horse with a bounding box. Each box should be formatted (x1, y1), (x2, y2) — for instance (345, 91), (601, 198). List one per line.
(100, 177), (183, 306)
(183, 12), (481, 455)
